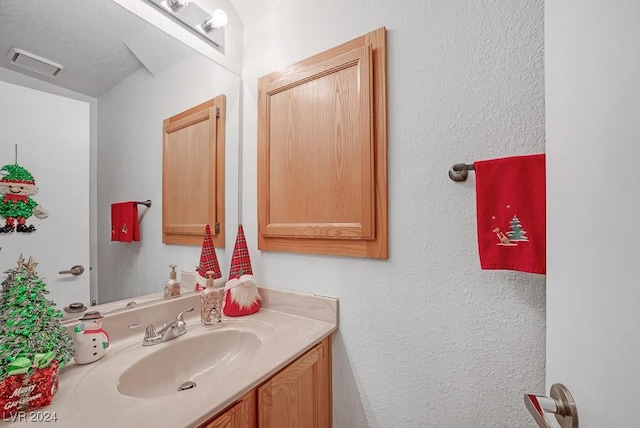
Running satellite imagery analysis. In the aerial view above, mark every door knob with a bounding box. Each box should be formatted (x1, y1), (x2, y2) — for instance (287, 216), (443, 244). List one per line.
(524, 383), (578, 428)
(59, 265), (85, 276)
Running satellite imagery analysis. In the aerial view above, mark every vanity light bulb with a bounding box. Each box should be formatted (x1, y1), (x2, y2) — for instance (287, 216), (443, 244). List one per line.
(203, 9), (228, 31)
(168, 0), (190, 11)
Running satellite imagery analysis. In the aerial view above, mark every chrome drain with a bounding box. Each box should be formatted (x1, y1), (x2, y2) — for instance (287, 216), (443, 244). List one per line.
(178, 381), (196, 391)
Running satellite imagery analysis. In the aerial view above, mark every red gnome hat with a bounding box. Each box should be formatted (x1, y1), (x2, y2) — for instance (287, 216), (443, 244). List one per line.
(223, 225), (261, 316)
(195, 225), (225, 290)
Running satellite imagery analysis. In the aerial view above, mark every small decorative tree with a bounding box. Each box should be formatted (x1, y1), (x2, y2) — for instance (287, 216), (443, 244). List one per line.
(506, 215), (529, 242)
(0, 255), (74, 417)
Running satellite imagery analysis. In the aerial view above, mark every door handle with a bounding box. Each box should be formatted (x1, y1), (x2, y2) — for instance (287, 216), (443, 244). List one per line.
(524, 383), (578, 428)
(59, 265), (85, 276)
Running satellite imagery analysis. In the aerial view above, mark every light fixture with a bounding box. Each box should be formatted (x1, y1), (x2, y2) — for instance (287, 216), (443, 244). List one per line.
(167, 0), (190, 12)
(202, 9), (228, 32)
(146, 0), (228, 51)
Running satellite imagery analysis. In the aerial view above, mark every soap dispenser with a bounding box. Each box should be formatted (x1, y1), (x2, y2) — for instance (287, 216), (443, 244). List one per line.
(200, 271), (222, 326)
(164, 264), (181, 299)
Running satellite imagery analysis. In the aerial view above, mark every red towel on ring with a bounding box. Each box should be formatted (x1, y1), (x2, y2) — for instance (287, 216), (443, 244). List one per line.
(111, 202), (140, 242)
(474, 154), (546, 274)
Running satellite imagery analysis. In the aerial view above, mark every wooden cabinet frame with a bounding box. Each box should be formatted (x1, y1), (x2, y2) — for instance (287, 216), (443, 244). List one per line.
(258, 337), (332, 428)
(258, 28), (387, 258)
(201, 390), (257, 428)
(162, 96), (225, 247)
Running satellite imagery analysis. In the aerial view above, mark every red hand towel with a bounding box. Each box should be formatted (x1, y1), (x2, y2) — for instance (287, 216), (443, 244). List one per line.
(474, 154), (546, 274)
(111, 202), (140, 242)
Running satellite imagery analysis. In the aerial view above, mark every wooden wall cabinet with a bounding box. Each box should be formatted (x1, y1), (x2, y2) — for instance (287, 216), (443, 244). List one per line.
(162, 96), (226, 247)
(199, 336), (332, 428)
(257, 28), (388, 259)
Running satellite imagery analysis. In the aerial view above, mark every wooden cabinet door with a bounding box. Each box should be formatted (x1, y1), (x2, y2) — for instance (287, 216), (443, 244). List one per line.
(162, 96), (225, 247)
(259, 45), (374, 241)
(257, 27), (387, 259)
(200, 390), (256, 428)
(257, 338), (331, 428)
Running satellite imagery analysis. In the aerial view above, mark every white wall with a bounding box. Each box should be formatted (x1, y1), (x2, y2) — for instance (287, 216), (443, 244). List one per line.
(97, 52), (240, 303)
(234, 1), (545, 427)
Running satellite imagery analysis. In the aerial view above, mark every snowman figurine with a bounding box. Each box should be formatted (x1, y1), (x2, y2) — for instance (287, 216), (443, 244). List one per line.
(73, 311), (110, 365)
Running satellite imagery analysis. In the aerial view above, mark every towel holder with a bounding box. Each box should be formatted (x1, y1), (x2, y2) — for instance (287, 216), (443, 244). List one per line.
(448, 163), (475, 182)
(135, 200), (152, 208)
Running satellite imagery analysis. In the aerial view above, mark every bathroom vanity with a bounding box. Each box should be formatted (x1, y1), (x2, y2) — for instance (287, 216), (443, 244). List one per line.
(5, 288), (337, 428)
(200, 336), (331, 428)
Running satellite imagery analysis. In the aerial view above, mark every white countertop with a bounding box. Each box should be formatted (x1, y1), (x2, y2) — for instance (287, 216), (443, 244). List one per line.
(6, 287), (338, 428)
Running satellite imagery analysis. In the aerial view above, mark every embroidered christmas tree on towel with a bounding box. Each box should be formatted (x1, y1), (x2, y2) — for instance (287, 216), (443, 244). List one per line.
(494, 213), (529, 246)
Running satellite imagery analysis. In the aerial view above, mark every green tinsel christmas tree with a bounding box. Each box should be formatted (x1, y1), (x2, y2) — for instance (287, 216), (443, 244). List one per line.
(0, 255), (74, 381)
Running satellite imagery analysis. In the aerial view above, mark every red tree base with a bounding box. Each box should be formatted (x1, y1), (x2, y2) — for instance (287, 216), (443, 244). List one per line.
(0, 361), (59, 418)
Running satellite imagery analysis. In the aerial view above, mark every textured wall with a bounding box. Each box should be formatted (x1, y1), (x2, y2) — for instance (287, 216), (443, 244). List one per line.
(233, 0), (546, 427)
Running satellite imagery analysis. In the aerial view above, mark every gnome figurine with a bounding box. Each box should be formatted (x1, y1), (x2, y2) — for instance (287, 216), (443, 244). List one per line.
(73, 311), (110, 365)
(195, 224), (225, 290)
(223, 225), (262, 317)
(0, 164), (48, 233)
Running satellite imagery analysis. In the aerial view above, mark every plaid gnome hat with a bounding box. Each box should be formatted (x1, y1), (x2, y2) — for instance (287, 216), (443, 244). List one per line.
(228, 224), (253, 279)
(223, 224), (261, 317)
(195, 225), (224, 288)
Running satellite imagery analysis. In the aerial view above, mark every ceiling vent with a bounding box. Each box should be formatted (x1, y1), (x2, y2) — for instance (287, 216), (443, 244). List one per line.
(7, 47), (63, 77)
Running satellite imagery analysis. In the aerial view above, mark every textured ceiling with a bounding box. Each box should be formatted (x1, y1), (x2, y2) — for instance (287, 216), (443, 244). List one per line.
(0, 0), (193, 97)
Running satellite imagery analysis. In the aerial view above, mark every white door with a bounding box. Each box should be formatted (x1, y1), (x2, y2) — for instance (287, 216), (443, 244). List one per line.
(545, 1), (640, 427)
(0, 80), (90, 311)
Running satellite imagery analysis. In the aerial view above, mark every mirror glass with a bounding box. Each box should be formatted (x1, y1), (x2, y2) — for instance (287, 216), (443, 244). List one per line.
(0, 0), (240, 320)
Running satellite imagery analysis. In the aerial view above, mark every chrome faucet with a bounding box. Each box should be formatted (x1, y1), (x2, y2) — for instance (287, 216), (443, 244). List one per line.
(129, 307), (195, 346)
(157, 307), (194, 342)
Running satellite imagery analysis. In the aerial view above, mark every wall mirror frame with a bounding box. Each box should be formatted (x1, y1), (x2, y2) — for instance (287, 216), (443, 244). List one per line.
(0, 0), (243, 320)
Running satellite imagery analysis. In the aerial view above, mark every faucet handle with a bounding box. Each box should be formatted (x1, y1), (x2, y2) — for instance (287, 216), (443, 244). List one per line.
(173, 307), (194, 336)
(129, 322), (159, 342)
(176, 307), (195, 323)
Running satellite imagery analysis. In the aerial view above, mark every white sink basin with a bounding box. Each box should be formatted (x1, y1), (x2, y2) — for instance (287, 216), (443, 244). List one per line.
(117, 328), (261, 399)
